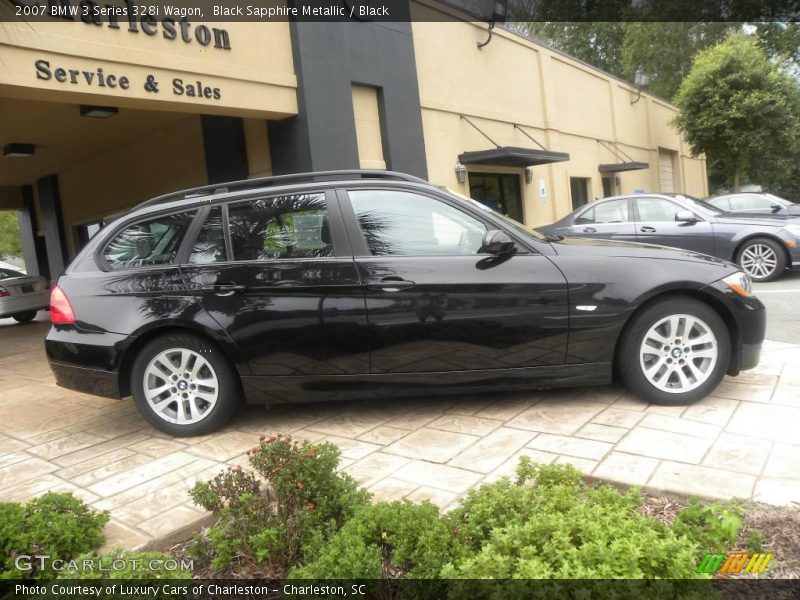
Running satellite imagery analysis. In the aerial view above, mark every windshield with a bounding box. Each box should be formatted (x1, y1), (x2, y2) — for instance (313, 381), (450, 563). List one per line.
(674, 194), (726, 216)
(445, 188), (548, 241)
(764, 193), (794, 207)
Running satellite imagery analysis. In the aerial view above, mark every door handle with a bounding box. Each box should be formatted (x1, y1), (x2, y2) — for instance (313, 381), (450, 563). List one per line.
(640, 226), (657, 232)
(367, 277), (416, 293)
(209, 282), (246, 296)
(582, 227), (597, 233)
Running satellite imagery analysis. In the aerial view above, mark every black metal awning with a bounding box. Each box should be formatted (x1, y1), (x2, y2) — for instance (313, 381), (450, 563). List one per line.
(598, 161), (649, 173)
(459, 146), (571, 168)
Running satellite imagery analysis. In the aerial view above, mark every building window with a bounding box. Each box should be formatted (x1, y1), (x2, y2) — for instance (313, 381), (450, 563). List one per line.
(468, 173), (524, 223)
(75, 221), (102, 249)
(351, 85), (386, 170)
(570, 177), (591, 210)
(601, 175), (616, 198)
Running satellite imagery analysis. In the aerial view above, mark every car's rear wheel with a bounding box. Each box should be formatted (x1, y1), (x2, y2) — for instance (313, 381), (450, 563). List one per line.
(618, 297), (730, 405)
(12, 311), (37, 324)
(131, 333), (240, 436)
(736, 237), (786, 282)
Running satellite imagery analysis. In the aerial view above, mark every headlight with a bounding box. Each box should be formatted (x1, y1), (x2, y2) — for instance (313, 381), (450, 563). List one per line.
(784, 224), (800, 237)
(722, 272), (754, 298)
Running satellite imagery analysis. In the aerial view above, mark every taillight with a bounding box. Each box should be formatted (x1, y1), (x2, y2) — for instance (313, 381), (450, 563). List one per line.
(50, 286), (76, 324)
(0, 286), (8, 298)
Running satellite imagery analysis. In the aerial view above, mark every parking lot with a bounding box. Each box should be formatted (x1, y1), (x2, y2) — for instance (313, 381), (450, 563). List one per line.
(1, 275), (799, 551)
(754, 270), (800, 343)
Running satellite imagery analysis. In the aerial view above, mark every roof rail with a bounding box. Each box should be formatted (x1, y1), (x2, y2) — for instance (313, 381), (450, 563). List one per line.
(134, 170), (429, 211)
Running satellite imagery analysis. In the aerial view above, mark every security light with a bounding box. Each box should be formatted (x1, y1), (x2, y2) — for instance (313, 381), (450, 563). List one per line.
(455, 162), (468, 184)
(3, 143), (35, 158)
(477, 0), (508, 50)
(630, 69), (652, 105)
(80, 105), (119, 118)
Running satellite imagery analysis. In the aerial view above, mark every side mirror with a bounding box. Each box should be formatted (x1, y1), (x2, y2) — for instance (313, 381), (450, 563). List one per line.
(675, 210), (698, 223)
(771, 204), (782, 213)
(480, 229), (516, 255)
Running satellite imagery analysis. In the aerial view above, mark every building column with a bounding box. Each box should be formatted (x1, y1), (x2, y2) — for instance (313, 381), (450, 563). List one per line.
(201, 115), (249, 184)
(17, 185), (48, 278)
(36, 174), (68, 279)
(269, 20), (427, 178)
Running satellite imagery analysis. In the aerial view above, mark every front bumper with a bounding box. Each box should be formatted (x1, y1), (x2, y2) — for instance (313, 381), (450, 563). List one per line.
(701, 278), (765, 375)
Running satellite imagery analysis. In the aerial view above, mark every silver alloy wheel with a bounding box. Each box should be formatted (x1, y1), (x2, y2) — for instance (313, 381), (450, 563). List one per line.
(143, 348), (218, 424)
(639, 314), (718, 394)
(740, 243), (778, 279)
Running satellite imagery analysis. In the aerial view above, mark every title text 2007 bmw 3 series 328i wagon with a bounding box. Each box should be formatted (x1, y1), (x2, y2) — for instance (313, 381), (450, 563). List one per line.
(45, 171), (765, 436)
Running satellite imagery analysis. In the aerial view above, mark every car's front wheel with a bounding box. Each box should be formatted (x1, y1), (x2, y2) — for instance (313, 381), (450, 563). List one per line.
(618, 297), (730, 405)
(736, 237), (786, 282)
(131, 333), (240, 436)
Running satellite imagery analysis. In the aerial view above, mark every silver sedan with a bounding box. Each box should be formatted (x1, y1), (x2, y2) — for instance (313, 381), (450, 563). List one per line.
(0, 267), (49, 323)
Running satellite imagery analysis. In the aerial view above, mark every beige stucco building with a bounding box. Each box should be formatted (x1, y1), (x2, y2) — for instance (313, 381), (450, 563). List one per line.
(0, 0), (706, 277)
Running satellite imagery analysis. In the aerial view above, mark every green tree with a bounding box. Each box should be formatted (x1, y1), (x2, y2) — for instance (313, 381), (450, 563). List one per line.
(621, 23), (731, 99)
(0, 212), (22, 260)
(511, 22), (800, 101)
(513, 22), (626, 78)
(672, 33), (800, 192)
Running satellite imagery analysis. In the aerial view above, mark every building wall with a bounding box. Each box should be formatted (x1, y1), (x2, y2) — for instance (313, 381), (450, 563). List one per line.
(411, 1), (709, 227)
(0, 20), (297, 118)
(57, 116), (208, 256)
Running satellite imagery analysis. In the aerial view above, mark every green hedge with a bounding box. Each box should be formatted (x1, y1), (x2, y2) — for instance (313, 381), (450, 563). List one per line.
(190, 437), (746, 580)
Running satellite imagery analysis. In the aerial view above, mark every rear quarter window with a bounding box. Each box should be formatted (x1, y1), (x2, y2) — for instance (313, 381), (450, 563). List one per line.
(103, 211), (195, 270)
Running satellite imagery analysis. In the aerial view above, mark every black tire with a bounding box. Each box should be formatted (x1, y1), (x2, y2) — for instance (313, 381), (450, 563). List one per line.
(12, 311), (37, 324)
(617, 296), (730, 405)
(736, 237), (786, 282)
(130, 332), (240, 436)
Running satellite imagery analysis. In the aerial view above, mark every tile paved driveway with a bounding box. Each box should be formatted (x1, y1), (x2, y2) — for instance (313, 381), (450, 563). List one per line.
(2, 318), (800, 550)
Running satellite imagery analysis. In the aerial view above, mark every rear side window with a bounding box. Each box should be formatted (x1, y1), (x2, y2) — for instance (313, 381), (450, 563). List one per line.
(189, 208), (227, 264)
(227, 193), (333, 261)
(103, 211), (195, 270)
(575, 199), (629, 224)
(728, 195), (771, 210)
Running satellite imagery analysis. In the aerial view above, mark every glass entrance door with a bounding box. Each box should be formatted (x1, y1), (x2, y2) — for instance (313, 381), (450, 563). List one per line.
(468, 172), (524, 223)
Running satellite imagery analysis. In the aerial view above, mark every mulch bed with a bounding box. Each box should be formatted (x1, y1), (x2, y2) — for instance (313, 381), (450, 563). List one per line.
(637, 495), (800, 579)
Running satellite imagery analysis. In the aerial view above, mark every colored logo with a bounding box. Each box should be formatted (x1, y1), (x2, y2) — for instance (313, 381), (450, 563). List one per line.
(696, 552), (773, 574)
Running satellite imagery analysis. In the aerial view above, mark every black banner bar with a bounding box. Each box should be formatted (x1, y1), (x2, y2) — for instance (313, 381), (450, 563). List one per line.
(1, 0), (799, 23)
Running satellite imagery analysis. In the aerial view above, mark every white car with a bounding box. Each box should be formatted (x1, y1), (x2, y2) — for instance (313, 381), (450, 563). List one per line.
(0, 267), (49, 323)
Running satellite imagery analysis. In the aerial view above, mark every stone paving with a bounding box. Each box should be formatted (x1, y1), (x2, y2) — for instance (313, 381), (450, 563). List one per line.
(2, 318), (800, 550)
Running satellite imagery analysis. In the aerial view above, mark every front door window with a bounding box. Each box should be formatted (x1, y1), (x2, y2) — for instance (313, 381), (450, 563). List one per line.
(468, 173), (524, 223)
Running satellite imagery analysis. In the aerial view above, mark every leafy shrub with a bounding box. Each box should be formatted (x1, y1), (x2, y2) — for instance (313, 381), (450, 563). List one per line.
(0, 493), (109, 580)
(671, 498), (745, 552)
(289, 500), (462, 579)
(442, 463), (705, 579)
(189, 435), (369, 575)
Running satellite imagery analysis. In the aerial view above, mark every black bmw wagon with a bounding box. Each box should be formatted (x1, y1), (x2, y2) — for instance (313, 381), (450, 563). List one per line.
(46, 171), (766, 436)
